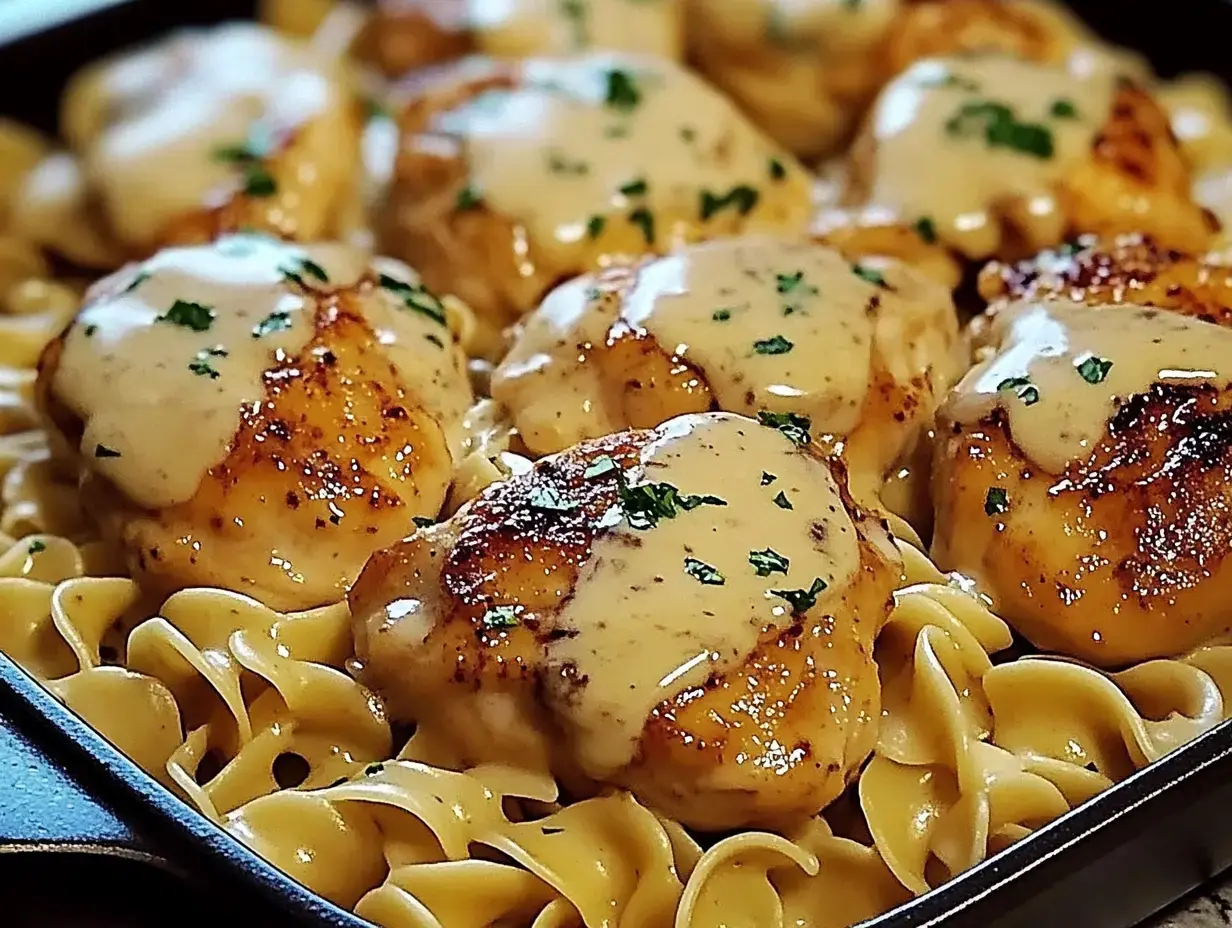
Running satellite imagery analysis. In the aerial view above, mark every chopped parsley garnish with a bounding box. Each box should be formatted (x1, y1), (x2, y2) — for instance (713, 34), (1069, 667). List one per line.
(852, 264), (886, 287)
(548, 151), (590, 175)
(996, 376), (1039, 406)
(712, 308), (732, 322)
(412, 516), (436, 528)
(94, 444), (121, 458)
(775, 271), (815, 296)
(985, 487), (1009, 516)
(456, 186), (483, 210)
(586, 215), (606, 239)
(583, 454), (617, 479)
(761, 472), (776, 486)
(768, 158), (786, 181)
(684, 557), (725, 586)
(157, 300), (215, 332)
(212, 124), (274, 165)
(914, 216), (938, 244)
(27, 540), (45, 555)
(757, 410), (811, 445)
(770, 577), (827, 613)
(482, 605), (522, 628)
(123, 271), (150, 294)
(242, 164), (277, 197)
(629, 207), (655, 245)
(616, 476), (725, 530)
(918, 71), (981, 92)
(679, 126), (696, 142)
(749, 548), (789, 577)
(699, 185), (760, 221)
(605, 68), (641, 111)
(188, 346), (227, 380)
(378, 274), (447, 325)
(529, 486), (576, 511)
(773, 490), (793, 510)
(619, 177), (648, 197)
(945, 100), (1054, 159)
(1051, 99), (1078, 119)
(753, 335), (793, 355)
(84, 324), (98, 337)
(425, 333), (444, 348)
(252, 309), (292, 338)
(280, 257), (329, 288)
(1076, 355), (1113, 384)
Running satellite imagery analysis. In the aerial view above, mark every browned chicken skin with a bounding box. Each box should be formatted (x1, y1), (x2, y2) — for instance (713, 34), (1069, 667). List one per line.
(350, 412), (901, 830)
(37, 236), (472, 610)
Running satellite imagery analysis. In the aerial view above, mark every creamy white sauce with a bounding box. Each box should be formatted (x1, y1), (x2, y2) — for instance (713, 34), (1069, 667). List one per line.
(433, 52), (809, 267)
(865, 55), (1116, 258)
(52, 234), (470, 510)
(78, 23), (347, 249)
(492, 236), (959, 464)
(542, 412), (864, 776)
(468, 0), (682, 59)
(943, 300), (1232, 473)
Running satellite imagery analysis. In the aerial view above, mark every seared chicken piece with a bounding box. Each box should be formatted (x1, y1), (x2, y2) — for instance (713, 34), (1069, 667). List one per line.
(37, 234), (473, 611)
(360, 0), (683, 76)
(17, 23), (361, 265)
(932, 300), (1232, 666)
(491, 237), (961, 524)
(378, 52), (812, 339)
(830, 55), (1215, 267)
(978, 233), (1232, 327)
(685, 0), (1113, 161)
(350, 411), (901, 830)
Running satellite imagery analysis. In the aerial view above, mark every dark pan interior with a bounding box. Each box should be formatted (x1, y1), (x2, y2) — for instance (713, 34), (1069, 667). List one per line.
(0, 1), (1231, 926)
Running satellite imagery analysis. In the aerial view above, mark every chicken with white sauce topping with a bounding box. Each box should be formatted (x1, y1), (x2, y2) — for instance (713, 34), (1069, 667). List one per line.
(36, 234), (473, 610)
(491, 236), (962, 526)
(350, 411), (901, 829)
(378, 52), (812, 347)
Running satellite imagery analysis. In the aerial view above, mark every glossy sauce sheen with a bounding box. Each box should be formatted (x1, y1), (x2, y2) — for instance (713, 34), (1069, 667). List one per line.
(493, 236), (958, 457)
(468, 0), (682, 58)
(81, 24), (346, 248)
(52, 235), (471, 510)
(943, 299), (1232, 474)
(868, 56), (1115, 257)
(433, 52), (808, 265)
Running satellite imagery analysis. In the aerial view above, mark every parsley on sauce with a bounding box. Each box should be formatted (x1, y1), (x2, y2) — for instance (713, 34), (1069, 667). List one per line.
(770, 577), (827, 613)
(749, 548), (789, 577)
(1076, 355), (1113, 384)
(945, 100), (1054, 159)
(605, 69), (641, 111)
(757, 410), (812, 445)
(158, 300), (215, 332)
(753, 335), (793, 355)
(985, 487), (1009, 516)
(684, 557), (725, 585)
(997, 376), (1040, 406)
(699, 185), (759, 221)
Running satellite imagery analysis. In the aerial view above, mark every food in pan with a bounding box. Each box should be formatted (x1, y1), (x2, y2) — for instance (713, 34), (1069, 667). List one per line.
(1, 3), (1232, 928)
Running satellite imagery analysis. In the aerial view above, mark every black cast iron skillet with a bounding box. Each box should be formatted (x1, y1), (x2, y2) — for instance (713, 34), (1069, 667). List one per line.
(1, 1), (1231, 924)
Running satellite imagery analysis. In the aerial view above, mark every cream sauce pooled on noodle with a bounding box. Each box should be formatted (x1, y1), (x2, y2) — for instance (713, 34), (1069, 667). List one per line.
(543, 412), (863, 776)
(468, 0), (682, 58)
(81, 24), (346, 248)
(867, 56), (1116, 258)
(943, 300), (1232, 473)
(433, 52), (808, 264)
(52, 234), (471, 510)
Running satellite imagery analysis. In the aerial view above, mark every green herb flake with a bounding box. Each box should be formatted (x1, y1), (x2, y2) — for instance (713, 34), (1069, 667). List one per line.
(548, 151), (590, 175)
(1050, 99), (1078, 119)
(619, 177), (648, 197)
(412, 516), (436, 528)
(753, 335), (793, 355)
(852, 264), (888, 287)
(94, 444), (121, 459)
(617, 476), (725, 530)
(605, 68), (641, 111)
(482, 604), (522, 628)
(914, 216), (938, 244)
(996, 376), (1040, 406)
(1076, 355), (1113, 384)
(768, 158), (786, 181)
(749, 547), (789, 577)
(760, 472), (776, 486)
(188, 346), (226, 379)
(712, 308), (732, 322)
(242, 164), (277, 197)
(985, 486), (1009, 516)
(529, 485), (576, 511)
(456, 185), (483, 211)
(84, 324), (98, 337)
(378, 273), (447, 325)
(583, 454), (617, 479)
(123, 270), (150, 294)
(679, 126), (696, 143)
(27, 540), (46, 555)
(678, 492), (727, 511)
(770, 577), (827, 613)
(945, 100), (1055, 159)
(252, 309), (292, 339)
(629, 207), (655, 245)
(757, 410), (812, 445)
(773, 490), (793, 510)
(699, 184), (759, 221)
(684, 556), (725, 586)
(586, 215), (606, 239)
(157, 300), (215, 332)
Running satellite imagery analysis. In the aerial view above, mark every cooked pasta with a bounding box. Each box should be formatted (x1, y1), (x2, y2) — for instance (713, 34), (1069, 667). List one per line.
(3, 5), (1232, 928)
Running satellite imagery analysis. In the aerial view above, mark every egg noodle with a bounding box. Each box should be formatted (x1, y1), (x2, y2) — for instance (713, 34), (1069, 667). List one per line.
(1, 2), (1232, 927)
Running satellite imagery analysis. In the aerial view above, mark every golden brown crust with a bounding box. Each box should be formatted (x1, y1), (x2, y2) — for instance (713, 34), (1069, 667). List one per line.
(356, 0), (473, 77)
(933, 381), (1232, 666)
